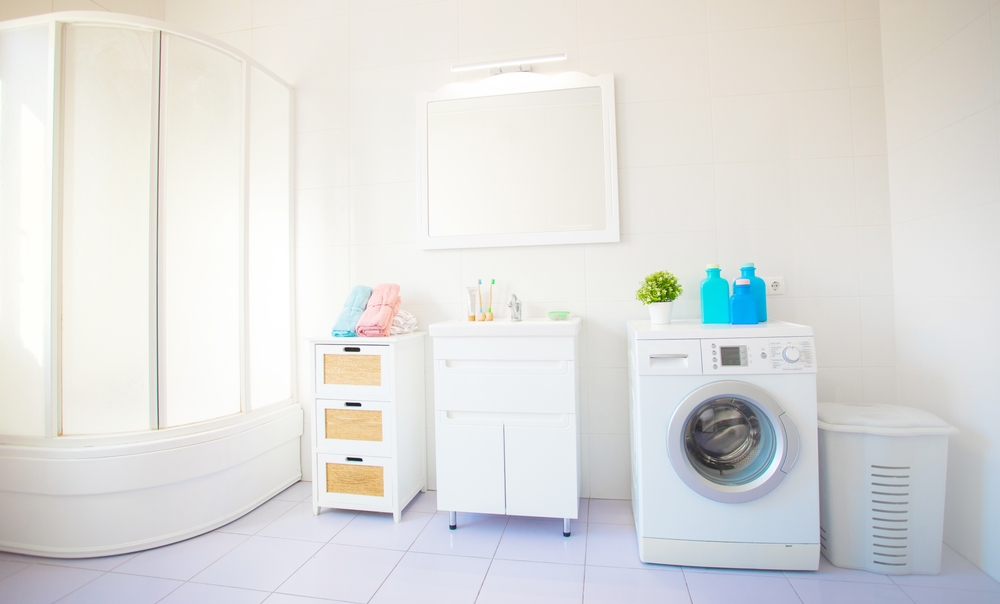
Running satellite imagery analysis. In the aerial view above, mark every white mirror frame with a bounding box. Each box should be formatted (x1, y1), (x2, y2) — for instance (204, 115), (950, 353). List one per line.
(415, 71), (620, 250)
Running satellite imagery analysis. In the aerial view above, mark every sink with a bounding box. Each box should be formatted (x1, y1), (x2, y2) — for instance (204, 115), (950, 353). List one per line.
(428, 317), (581, 337)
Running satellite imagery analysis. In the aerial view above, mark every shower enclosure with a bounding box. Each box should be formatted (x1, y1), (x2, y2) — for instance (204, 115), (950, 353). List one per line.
(0, 12), (299, 557)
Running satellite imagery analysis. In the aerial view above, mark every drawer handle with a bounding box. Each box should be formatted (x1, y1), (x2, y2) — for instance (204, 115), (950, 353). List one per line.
(345, 402), (362, 407)
(346, 457), (363, 462)
(343, 347), (361, 352)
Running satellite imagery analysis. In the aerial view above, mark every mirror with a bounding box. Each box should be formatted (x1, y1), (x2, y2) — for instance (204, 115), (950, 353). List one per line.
(416, 72), (619, 249)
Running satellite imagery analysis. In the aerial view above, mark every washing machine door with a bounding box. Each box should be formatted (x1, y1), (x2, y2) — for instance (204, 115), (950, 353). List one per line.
(667, 380), (800, 503)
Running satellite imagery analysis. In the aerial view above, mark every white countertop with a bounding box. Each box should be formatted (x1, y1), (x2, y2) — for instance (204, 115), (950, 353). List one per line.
(429, 317), (581, 337)
(627, 319), (812, 339)
(309, 331), (426, 345)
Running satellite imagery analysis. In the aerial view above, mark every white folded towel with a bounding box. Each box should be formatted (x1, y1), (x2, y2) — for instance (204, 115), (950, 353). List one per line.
(389, 309), (418, 335)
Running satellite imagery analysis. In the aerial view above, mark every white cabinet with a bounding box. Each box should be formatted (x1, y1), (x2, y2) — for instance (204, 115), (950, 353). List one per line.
(429, 318), (581, 535)
(310, 334), (426, 521)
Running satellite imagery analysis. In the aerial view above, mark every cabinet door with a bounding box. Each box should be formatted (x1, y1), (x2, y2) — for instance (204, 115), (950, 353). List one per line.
(435, 411), (505, 514)
(504, 414), (578, 519)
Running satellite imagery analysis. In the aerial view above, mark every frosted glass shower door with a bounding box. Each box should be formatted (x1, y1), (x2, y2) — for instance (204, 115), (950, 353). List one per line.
(60, 24), (158, 435)
(157, 34), (243, 427)
(0, 25), (52, 437)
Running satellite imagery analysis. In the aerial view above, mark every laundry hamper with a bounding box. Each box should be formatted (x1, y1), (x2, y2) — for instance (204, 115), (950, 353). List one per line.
(817, 403), (957, 575)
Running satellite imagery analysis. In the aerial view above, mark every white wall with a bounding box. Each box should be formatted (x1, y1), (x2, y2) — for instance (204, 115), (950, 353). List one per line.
(153, 0), (893, 499)
(879, 0), (1000, 582)
(0, 0), (165, 20)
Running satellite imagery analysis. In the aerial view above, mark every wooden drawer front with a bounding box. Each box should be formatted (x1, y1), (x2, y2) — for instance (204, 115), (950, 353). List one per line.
(316, 399), (392, 456)
(316, 344), (391, 400)
(317, 453), (393, 511)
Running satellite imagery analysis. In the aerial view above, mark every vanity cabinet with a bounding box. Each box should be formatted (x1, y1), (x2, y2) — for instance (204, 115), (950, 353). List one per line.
(310, 334), (426, 521)
(429, 319), (581, 533)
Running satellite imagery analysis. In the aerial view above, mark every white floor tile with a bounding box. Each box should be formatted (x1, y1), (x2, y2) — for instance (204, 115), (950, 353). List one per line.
(158, 582), (270, 604)
(263, 593), (353, 604)
(477, 559), (585, 604)
(686, 570), (800, 604)
(404, 490), (438, 514)
(192, 536), (322, 592)
(114, 532), (248, 581)
(898, 584), (1000, 604)
(273, 482), (312, 503)
(257, 501), (357, 543)
(56, 572), (181, 604)
(789, 577), (913, 603)
(33, 552), (137, 572)
(494, 517), (588, 565)
(409, 512), (507, 559)
(0, 563), (102, 604)
(587, 499), (634, 525)
(888, 546), (1000, 592)
(216, 500), (299, 536)
(0, 560), (28, 581)
(276, 543), (403, 602)
(330, 510), (433, 551)
(784, 554), (893, 584)
(369, 552), (490, 604)
(585, 523), (661, 570)
(583, 565), (690, 604)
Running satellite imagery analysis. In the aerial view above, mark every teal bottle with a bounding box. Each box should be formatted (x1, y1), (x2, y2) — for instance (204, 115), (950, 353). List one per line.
(730, 279), (759, 324)
(737, 263), (767, 323)
(700, 264), (730, 324)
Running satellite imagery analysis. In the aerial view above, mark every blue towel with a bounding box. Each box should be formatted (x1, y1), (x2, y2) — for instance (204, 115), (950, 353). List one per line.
(331, 285), (373, 337)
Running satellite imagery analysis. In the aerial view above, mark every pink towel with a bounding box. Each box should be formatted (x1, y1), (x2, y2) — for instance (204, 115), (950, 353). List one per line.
(356, 283), (401, 337)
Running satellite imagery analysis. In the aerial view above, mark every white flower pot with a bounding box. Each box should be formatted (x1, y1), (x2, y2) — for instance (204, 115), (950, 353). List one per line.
(647, 301), (673, 325)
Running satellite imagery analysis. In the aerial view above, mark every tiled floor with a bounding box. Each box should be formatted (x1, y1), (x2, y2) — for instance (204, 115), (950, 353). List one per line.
(1, 483), (998, 603)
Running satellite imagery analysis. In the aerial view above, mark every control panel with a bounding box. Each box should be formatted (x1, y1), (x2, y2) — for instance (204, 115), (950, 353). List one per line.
(701, 337), (815, 375)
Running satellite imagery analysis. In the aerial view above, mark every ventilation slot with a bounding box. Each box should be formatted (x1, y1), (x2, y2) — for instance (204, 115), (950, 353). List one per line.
(870, 465), (909, 568)
(820, 525), (827, 551)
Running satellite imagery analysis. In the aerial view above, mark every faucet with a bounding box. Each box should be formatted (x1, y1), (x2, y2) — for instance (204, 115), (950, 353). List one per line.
(507, 294), (522, 322)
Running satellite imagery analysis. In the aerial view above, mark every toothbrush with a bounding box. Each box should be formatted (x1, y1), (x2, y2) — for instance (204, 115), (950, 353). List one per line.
(477, 280), (485, 321)
(486, 279), (495, 321)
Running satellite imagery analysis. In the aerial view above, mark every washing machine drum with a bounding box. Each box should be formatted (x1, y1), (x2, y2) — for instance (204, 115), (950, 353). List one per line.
(668, 381), (800, 503)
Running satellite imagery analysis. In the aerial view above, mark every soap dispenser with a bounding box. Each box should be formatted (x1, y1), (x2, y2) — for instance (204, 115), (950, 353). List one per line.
(730, 279), (759, 325)
(700, 264), (730, 324)
(737, 263), (767, 322)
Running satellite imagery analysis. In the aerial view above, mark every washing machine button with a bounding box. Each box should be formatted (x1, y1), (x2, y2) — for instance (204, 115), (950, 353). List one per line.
(782, 346), (801, 363)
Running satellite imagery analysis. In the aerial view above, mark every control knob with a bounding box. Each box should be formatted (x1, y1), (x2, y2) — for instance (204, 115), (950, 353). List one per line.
(782, 346), (801, 363)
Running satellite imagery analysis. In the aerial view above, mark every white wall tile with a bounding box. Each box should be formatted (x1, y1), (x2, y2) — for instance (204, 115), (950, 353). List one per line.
(616, 99), (714, 167)
(706, 0), (844, 31)
(295, 246), (351, 306)
(771, 297), (863, 368)
(709, 22), (849, 96)
(578, 35), (711, 104)
(252, 0), (348, 28)
(295, 129), (349, 190)
(618, 164), (716, 234)
(251, 16), (349, 81)
(848, 18), (885, 87)
(0, 0), (52, 20)
(586, 368), (629, 435)
(54, 0), (106, 12)
(165, 0), (251, 34)
(861, 366), (896, 404)
(94, 0), (165, 19)
(816, 366), (864, 403)
(578, 0), (707, 43)
(712, 90), (854, 163)
(879, 0), (990, 81)
(213, 30), (251, 55)
(588, 434), (632, 499)
(350, 0), (457, 69)
(857, 225), (895, 296)
(296, 187), (349, 247)
(457, 0), (576, 57)
(860, 296), (896, 366)
(847, 0), (879, 20)
(295, 71), (349, 132)
(349, 183), (418, 245)
(854, 155), (891, 225)
(349, 60), (456, 127)
(584, 301), (649, 369)
(350, 244), (462, 305)
(461, 244), (587, 304)
(349, 122), (415, 186)
(883, 13), (993, 150)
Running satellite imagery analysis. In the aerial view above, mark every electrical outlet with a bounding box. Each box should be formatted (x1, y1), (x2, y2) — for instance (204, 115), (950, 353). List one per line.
(767, 277), (785, 295)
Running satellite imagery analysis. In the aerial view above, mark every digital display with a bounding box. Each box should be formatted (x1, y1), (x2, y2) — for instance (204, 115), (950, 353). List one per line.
(720, 346), (745, 366)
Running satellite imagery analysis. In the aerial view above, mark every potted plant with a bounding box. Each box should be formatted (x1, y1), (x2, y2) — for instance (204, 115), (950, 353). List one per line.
(636, 270), (683, 325)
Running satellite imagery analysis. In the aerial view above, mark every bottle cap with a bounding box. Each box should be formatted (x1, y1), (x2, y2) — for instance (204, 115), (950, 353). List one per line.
(741, 262), (755, 269)
(735, 278), (751, 286)
(706, 263), (720, 269)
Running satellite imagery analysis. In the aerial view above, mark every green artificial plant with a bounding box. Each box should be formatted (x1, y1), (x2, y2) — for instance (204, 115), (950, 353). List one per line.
(636, 270), (683, 305)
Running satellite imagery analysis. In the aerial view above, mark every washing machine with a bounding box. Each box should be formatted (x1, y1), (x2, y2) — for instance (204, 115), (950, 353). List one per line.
(627, 320), (819, 571)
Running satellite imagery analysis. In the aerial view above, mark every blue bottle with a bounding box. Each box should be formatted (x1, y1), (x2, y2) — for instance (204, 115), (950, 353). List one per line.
(700, 264), (730, 324)
(730, 279), (759, 325)
(737, 263), (767, 323)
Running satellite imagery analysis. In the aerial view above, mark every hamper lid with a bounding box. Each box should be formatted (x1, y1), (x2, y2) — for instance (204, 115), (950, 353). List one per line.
(817, 403), (958, 436)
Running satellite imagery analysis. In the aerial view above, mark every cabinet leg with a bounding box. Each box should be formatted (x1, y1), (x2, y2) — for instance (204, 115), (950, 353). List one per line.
(449, 511), (457, 530)
(563, 518), (571, 537)
(312, 505), (320, 516)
